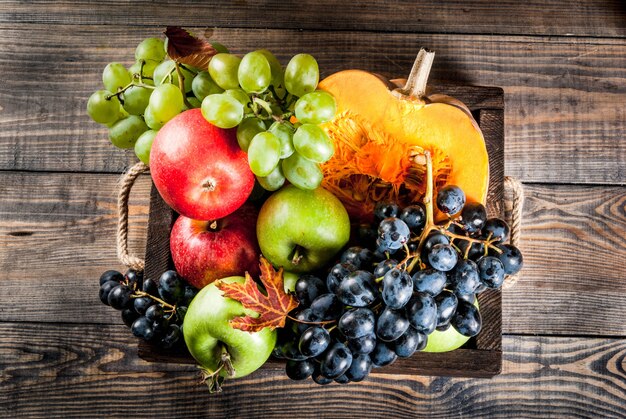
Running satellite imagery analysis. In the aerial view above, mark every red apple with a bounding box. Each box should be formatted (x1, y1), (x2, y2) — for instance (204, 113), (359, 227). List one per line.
(170, 204), (261, 289)
(150, 108), (255, 221)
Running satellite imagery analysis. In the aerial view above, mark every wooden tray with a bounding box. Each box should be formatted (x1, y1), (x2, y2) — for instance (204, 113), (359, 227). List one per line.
(138, 83), (505, 378)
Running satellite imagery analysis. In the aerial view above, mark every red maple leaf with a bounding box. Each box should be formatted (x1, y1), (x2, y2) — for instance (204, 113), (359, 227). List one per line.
(215, 257), (299, 332)
(164, 26), (218, 69)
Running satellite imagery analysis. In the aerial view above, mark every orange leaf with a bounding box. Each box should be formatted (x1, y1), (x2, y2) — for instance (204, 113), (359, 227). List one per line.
(215, 257), (299, 332)
(164, 26), (218, 69)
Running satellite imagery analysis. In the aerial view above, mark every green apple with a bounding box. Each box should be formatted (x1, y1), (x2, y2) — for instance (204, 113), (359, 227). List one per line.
(283, 271), (299, 293)
(423, 299), (479, 352)
(257, 185), (350, 273)
(183, 276), (277, 385)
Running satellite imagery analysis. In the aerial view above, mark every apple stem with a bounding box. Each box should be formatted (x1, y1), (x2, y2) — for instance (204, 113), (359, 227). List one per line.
(209, 220), (218, 231)
(220, 347), (236, 378)
(290, 246), (304, 266)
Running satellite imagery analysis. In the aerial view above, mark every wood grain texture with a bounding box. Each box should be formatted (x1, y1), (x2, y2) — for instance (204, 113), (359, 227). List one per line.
(1, 173), (625, 336)
(0, 25), (625, 184)
(1, 0), (625, 37)
(2, 322), (626, 418)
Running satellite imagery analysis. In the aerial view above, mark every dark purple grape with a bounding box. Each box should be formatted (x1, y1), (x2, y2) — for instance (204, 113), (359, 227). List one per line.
(107, 285), (133, 310)
(421, 232), (450, 260)
(152, 317), (170, 338)
(160, 324), (181, 349)
(182, 285), (197, 306)
(370, 341), (397, 367)
(340, 246), (374, 270)
(374, 201), (400, 221)
(477, 256), (506, 289)
(312, 364), (334, 385)
(456, 292), (476, 304)
(435, 291), (458, 327)
(394, 327), (426, 357)
(159, 270), (185, 303)
(145, 304), (163, 322)
(436, 322), (451, 332)
(378, 217), (411, 251)
(447, 223), (466, 236)
(376, 307), (410, 342)
(142, 278), (159, 295)
(295, 275), (326, 307)
(491, 243), (523, 275)
(176, 306), (188, 322)
(457, 240), (486, 261)
(448, 259), (480, 295)
(461, 202), (487, 232)
(320, 342), (353, 379)
(436, 185), (465, 215)
(299, 326), (331, 357)
(99, 270), (123, 286)
(326, 262), (355, 294)
(338, 308), (375, 339)
(131, 316), (154, 341)
(451, 300), (482, 337)
(345, 354), (372, 382)
(381, 268), (413, 309)
(99, 280), (119, 305)
(399, 204), (426, 233)
(427, 244), (458, 272)
(336, 271), (377, 307)
(482, 218), (510, 243)
(334, 374), (351, 384)
(373, 259), (398, 278)
(347, 333), (377, 355)
(125, 269), (143, 290)
(412, 269), (446, 296)
(310, 293), (343, 320)
(133, 296), (153, 315)
(406, 292), (437, 334)
(121, 308), (139, 327)
(286, 359), (315, 380)
(276, 340), (308, 361)
(292, 308), (322, 334)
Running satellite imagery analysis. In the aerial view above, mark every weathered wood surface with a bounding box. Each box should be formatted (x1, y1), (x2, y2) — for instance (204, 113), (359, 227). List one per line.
(1, 0), (625, 38)
(2, 322), (626, 418)
(1, 172), (625, 337)
(1, 25), (625, 184)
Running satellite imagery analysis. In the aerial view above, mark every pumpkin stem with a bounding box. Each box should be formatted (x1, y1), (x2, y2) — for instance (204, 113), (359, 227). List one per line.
(398, 48), (435, 98)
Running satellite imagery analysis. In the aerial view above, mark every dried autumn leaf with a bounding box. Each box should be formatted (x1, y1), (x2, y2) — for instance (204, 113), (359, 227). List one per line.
(215, 257), (299, 332)
(164, 26), (218, 69)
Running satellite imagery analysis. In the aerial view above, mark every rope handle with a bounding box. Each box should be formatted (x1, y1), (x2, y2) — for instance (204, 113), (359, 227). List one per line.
(115, 164), (525, 286)
(117, 161), (149, 272)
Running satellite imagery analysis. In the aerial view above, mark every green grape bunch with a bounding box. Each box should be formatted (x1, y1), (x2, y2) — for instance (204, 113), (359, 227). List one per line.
(87, 33), (337, 191)
(201, 50), (337, 191)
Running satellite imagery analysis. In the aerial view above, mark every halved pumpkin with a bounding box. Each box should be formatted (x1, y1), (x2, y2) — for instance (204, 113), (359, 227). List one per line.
(318, 49), (489, 222)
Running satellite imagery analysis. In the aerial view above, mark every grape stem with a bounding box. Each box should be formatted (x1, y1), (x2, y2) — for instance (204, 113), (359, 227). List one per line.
(174, 61), (193, 110)
(105, 81), (155, 100)
(286, 315), (336, 326)
(131, 290), (176, 313)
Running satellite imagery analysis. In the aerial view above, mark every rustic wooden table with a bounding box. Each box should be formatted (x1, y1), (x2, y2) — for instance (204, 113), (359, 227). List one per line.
(1, 1), (625, 417)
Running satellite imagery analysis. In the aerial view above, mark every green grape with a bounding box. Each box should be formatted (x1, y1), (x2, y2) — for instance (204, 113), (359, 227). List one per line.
(144, 106), (164, 130)
(108, 115), (149, 149)
(153, 60), (194, 92)
(87, 90), (121, 124)
(208, 53), (242, 90)
(294, 91), (336, 124)
(129, 59), (158, 82)
(257, 164), (285, 191)
(224, 88), (251, 108)
(122, 85), (152, 115)
(238, 51), (271, 93)
(149, 84), (184, 123)
(192, 71), (224, 101)
(186, 96), (202, 109)
(284, 54), (319, 97)
(257, 49), (284, 88)
(134, 129), (157, 164)
(268, 121), (295, 158)
(293, 124), (334, 163)
(248, 132), (281, 176)
(103, 63), (131, 93)
(210, 41), (229, 53)
(201, 93), (243, 128)
(236, 117), (266, 151)
(281, 152), (323, 190)
(135, 38), (166, 62)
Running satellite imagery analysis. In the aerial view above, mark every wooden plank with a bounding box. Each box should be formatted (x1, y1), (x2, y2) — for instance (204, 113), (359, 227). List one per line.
(1, 0), (625, 38)
(1, 173), (625, 335)
(0, 25), (625, 184)
(2, 322), (626, 417)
